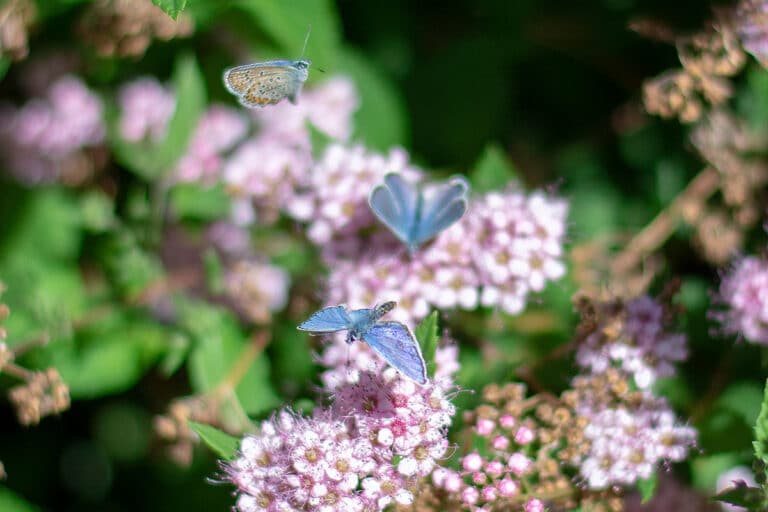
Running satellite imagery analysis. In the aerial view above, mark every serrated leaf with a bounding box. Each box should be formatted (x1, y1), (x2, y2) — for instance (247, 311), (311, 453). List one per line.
(637, 473), (658, 504)
(188, 421), (240, 460)
(470, 143), (519, 193)
(753, 378), (768, 485)
(713, 481), (767, 509)
(152, 0), (187, 19)
(169, 183), (231, 222)
(234, 0), (340, 71)
(415, 311), (439, 379)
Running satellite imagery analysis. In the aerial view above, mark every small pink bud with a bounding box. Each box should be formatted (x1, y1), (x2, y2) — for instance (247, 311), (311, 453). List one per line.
(444, 471), (462, 493)
(497, 477), (519, 497)
(524, 498), (545, 512)
(492, 435), (509, 451)
(514, 426), (535, 445)
(481, 486), (498, 502)
(462, 452), (483, 472)
(476, 417), (495, 436)
(499, 414), (516, 429)
(485, 460), (504, 477)
(508, 452), (532, 476)
(461, 486), (479, 505)
(472, 471), (487, 485)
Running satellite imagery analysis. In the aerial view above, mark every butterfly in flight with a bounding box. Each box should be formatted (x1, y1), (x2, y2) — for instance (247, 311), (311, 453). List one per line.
(298, 301), (428, 385)
(222, 30), (312, 108)
(369, 172), (470, 253)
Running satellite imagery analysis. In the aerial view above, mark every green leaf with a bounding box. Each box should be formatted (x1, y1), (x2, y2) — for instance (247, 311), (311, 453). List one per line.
(203, 249), (225, 294)
(337, 47), (408, 150)
(188, 420), (241, 460)
(44, 313), (167, 399)
(159, 332), (191, 377)
(713, 481), (767, 509)
(0, 487), (40, 512)
(152, 0), (188, 19)
(753, 378), (768, 485)
(415, 311), (439, 379)
(101, 230), (164, 299)
(169, 183), (231, 222)
(470, 143), (519, 193)
(637, 473), (658, 504)
(180, 299), (280, 416)
(0, 57), (10, 82)
(235, 0), (341, 70)
(79, 191), (116, 233)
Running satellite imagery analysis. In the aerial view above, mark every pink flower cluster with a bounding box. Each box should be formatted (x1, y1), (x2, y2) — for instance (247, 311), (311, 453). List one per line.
(114, 76), (358, 223)
(578, 404), (696, 489)
(292, 144), (568, 325)
(576, 296), (688, 389)
(117, 77), (175, 143)
(227, 351), (457, 512)
(572, 295), (696, 490)
(431, 414), (545, 512)
(736, 0), (768, 69)
(713, 254), (768, 344)
(0, 75), (105, 183)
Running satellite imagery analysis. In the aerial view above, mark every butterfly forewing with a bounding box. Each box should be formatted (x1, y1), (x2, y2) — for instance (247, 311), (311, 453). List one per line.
(362, 321), (427, 385)
(369, 173), (419, 246)
(297, 305), (353, 333)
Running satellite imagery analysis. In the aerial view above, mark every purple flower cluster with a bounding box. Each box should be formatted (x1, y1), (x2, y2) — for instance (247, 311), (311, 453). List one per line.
(0, 75), (105, 183)
(570, 295), (696, 491)
(227, 348), (457, 512)
(736, 0), (768, 68)
(576, 296), (688, 389)
(291, 146), (568, 324)
(713, 254), (768, 344)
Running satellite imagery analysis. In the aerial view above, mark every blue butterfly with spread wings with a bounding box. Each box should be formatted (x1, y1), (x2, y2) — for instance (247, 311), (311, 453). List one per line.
(297, 301), (428, 385)
(369, 172), (470, 253)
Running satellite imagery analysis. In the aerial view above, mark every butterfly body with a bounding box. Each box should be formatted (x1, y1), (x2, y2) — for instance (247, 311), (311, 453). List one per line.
(222, 59), (311, 108)
(369, 173), (469, 253)
(297, 301), (427, 385)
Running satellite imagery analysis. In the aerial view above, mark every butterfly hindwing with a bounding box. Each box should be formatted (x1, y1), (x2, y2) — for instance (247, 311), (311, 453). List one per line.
(362, 321), (427, 385)
(413, 177), (469, 245)
(297, 305), (353, 333)
(369, 173), (419, 245)
(223, 60), (309, 108)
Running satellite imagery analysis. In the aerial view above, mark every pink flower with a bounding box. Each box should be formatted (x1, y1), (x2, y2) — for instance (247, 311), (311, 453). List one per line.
(117, 77), (175, 143)
(524, 498), (545, 512)
(713, 255), (768, 344)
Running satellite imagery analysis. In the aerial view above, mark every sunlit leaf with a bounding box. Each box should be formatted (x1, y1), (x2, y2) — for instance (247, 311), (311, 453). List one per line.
(188, 421), (240, 460)
(152, 0), (188, 19)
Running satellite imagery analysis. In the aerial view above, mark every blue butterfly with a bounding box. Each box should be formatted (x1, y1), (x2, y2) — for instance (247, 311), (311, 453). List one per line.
(369, 172), (469, 253)
(222, 59), (311, 108)
(298, 301), (428, 385)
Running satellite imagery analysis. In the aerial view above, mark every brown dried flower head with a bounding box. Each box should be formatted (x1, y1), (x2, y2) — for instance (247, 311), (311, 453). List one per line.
(0, 0), (36, 61)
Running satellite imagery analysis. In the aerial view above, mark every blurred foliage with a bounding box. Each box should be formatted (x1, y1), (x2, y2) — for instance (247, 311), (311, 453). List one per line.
(0, 0), (767, 511)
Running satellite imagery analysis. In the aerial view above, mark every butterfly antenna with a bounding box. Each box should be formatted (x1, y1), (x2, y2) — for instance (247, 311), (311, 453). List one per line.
(300, 25), (312, 59)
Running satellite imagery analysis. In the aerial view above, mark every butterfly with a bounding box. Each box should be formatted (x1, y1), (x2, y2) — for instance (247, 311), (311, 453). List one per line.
(222, 29), (312, 108)
(222, 59), (311, 108)
(297, 301), (428, 385)
(369, 172), (470, 253)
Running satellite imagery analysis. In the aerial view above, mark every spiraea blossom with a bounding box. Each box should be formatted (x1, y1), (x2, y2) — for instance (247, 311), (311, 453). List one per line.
(117, 77), (176, 143)
(736, 0), (768, 69)
(224, 77), (359, 224)
(0, 75), (105, 183)
(226, 344), (458, 512)
(566, 295), (697, 491)
(224, 260), (291, 324)
(174, 105), (249, 184)
(712, 254), (768, 344)
(295, 146), (568, 325)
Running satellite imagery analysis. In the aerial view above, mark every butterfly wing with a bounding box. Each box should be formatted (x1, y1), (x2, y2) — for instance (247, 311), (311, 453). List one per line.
(369, 173), (419, 246)
(223, 61), (306, 108)
(362, 321), (428, 385)
(412, 176), (469, 247)
(298, 305), (353, 333)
